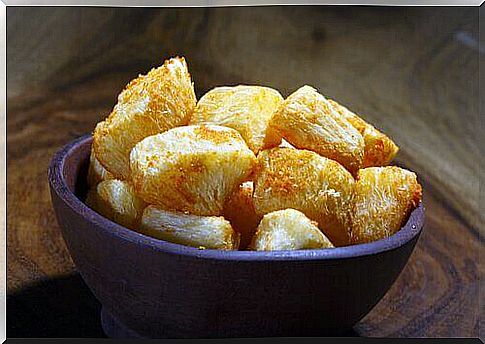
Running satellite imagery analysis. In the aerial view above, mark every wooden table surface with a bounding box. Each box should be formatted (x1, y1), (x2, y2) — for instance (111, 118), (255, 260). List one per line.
(6, 6), (483, 338)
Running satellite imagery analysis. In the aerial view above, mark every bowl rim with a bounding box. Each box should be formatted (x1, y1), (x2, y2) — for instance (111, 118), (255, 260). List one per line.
(48, 134), (425, 262)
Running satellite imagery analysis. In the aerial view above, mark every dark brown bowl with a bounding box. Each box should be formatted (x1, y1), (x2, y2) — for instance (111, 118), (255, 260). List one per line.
(48, 134), (424, 338)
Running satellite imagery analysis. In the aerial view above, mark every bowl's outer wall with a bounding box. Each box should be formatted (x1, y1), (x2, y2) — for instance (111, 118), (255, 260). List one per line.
(48, 136), (422, 338)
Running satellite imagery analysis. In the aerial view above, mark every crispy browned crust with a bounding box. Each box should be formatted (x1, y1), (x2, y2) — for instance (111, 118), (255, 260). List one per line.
(190, 85), (283, 153)
(93, 57), (197, 179)
(270, 86), (364, 174)
(350, 166), (422, 244)
(223, 181), (262, 249)
(328, 99), (399, 167)
(253, 147), (355, 246)
(130, 125), (257, 216)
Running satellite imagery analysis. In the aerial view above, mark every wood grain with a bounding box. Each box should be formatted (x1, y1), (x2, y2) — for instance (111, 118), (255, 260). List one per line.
(6, 6), (482, 338)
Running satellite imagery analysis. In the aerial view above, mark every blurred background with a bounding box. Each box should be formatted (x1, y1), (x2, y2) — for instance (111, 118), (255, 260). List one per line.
(6, 6), (483, 338)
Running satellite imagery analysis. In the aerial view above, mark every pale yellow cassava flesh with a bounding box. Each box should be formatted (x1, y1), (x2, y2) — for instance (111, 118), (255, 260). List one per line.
(328, 99), (399, 167)
(85, 179), (146, 230)
(270, 85), (364, 174)
(130, 124), (257, 216)
(253, 147), (355, 246)
(351, 166), (422, 244)
(190, 85), (283, 153)
(87, 147), (114, 187)
(140, 205), (240, 250)
(93, 57), (197, 179)
(85, 55), (420, 251)
(249, 208), (334, 251)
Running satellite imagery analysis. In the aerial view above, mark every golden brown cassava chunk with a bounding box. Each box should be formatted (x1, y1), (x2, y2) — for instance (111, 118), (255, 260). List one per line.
(190, 85), (283, 153)
(87, 147), (114, 187)
(130, 125), (257, 216)
(223, 181), (262, 249)
(249, 209), (334, 251)
(351, 166), (422, 244)
(85, 179), (146, 229)
(93, 57), (197, 179)
(328, 99), (399, 167)
(140, 206), (240, 250)
(253, 148), (355, 246)
(270, 85), (364, 174)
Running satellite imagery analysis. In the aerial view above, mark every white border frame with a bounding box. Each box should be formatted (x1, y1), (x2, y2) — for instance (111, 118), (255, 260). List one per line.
(1, 2), (482, 342)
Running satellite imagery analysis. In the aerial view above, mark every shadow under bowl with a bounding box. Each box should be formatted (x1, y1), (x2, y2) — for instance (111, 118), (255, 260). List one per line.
(48, 134), (425, 339)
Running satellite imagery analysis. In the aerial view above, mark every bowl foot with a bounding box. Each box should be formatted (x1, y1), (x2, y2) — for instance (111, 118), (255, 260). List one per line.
(101, 307), (146, 339)
(100, 306), (357, 338)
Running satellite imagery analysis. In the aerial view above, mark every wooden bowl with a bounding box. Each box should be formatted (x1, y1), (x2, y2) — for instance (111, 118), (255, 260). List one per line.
(48, 135), (425, 338)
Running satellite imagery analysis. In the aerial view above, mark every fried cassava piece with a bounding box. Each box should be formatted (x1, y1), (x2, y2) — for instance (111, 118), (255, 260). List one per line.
(140, 205), (240, 250)
(223, 181), (262, 249)
(190, 85), (283, 154)
(351, 166), (422, 244)
(270, 85), (364, 174)
(130, 124), (257, 216)
(87, 147), (113, 188)
(253, 147), (355, 246)
(85, 179), (146, 230)
(85, 55), (421, 250)
(328, 99), (399, 167)
(249, 208), (334, 251)
(93, 57), (196, 179)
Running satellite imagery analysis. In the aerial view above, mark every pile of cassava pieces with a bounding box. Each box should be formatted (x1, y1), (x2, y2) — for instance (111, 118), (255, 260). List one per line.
(86, 56), (422, 251)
